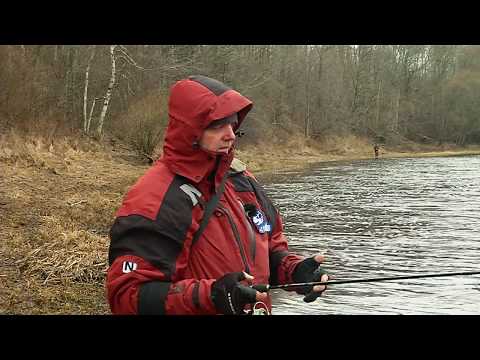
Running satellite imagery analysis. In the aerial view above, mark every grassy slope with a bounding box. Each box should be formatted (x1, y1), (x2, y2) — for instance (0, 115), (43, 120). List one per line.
(1, 135), (148, 314)
(1, 134), (479, 314)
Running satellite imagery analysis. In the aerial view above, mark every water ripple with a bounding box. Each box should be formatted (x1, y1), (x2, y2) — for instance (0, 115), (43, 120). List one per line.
(262, 155), (480, 315)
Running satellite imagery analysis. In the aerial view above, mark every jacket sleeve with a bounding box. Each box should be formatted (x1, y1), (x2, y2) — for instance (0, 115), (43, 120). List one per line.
(267, 210), (305, 286)
(107, 176), (219, 315)
(107, 254), (217, 315)
(243, 171), (304, 286)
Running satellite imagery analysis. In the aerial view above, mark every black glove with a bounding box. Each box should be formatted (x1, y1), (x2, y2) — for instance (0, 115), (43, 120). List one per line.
(292, 257), (328, 303)
(211, 272), (258, 315)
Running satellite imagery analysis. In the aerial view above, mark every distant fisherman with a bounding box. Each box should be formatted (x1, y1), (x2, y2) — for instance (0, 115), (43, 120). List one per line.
(106, 75), (329, 315)
(374, 143), (380, 159)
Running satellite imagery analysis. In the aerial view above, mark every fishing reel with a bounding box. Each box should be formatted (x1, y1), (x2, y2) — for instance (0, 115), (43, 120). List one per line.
(243, 301), (271, 315)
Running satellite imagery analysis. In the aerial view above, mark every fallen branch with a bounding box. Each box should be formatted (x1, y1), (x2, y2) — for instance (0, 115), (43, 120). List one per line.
(68, 200), (87, 207)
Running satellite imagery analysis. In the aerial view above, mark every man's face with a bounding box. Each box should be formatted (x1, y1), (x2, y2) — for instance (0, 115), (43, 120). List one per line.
(199, 115), (237, 154)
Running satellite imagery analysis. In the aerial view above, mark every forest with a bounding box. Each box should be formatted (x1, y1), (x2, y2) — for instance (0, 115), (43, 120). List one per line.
(2, 45), (480, 156)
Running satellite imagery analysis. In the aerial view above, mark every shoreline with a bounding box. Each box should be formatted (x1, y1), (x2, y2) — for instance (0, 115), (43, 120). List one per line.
(237, 146), (480, 175)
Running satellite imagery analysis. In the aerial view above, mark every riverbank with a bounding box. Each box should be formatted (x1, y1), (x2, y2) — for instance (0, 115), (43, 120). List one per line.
(236, 138), (480, 175)
(1, 133), (479, 314)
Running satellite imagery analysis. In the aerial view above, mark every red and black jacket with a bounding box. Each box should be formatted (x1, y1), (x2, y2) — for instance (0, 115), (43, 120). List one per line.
(106, 76), (304, 314)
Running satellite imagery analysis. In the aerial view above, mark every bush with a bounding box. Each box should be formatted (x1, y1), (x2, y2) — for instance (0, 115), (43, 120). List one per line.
(129, 117), (164, 157)
(111, 89), (168, 158)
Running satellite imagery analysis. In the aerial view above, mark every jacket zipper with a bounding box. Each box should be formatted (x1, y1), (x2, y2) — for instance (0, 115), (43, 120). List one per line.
(219, 205), (250, 274)
(237, 200), (256, 263)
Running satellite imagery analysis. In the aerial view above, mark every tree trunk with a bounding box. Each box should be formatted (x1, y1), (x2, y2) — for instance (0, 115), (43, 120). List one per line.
(394, 88), (400, 132)
(96, 45), (117, 138)
(375, 79), (382, 130)
(83, 45), (96, 133)
(87, 98), (101, 134)
(304, 45), (311, 138)
(64, 47), (74, 124)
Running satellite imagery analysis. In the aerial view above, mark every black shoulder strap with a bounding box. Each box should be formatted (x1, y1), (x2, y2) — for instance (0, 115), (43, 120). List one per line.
(191, 174), (229, 246)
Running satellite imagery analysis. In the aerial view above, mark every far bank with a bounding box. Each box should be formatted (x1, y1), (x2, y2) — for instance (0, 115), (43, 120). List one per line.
(235, 137), (480, 175)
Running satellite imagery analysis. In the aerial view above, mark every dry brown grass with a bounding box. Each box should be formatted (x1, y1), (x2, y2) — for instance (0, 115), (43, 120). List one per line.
(318, 134), (373, 156)
(0, 131), (148, 314)
(16, 218), (109, 285)
(236, 134), (376, 174)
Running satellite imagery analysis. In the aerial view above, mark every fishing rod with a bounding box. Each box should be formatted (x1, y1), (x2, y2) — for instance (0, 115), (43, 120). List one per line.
(252, 270), (480, 292)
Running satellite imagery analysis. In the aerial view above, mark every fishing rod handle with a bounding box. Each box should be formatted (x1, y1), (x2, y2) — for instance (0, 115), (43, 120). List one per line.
(251, 283), (323, 291)
(251, 284), (270, 292)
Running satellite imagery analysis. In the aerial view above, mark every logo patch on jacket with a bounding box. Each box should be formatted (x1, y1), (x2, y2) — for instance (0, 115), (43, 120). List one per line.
(122, 261), (138, 273)
(251, 208), (271, 234)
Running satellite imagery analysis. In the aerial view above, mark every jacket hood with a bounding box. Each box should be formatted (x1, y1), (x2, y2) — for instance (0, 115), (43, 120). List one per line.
(162, 75), (253, 185)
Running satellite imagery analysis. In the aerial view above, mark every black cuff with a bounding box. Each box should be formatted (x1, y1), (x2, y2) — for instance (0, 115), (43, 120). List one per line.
(138, 281), (171, 315)
(192, 282), (200, 309)
(269, 251), (288, 285)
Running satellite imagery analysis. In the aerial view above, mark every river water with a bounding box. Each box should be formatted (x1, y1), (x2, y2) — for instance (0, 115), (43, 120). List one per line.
(262, 155), (480, 314)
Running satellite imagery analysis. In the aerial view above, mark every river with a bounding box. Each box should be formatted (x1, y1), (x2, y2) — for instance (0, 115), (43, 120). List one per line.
(262, 155), (480, 314)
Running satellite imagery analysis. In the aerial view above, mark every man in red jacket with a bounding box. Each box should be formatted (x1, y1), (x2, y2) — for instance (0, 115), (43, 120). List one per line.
(106, 75), (329, 315)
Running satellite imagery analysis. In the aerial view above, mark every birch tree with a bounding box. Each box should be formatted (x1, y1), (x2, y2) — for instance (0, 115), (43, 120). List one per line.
(83, 45), (96, 134)
(96, 45), (117, 138)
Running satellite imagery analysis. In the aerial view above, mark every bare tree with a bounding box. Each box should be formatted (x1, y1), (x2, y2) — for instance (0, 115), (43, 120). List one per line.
(83, 45), (96, 134)
(96, 45), (117, 138)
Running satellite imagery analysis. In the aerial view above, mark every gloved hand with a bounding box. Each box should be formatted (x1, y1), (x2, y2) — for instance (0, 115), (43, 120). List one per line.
(211, 272), (266, 315)
(292, 254), (329, 303)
